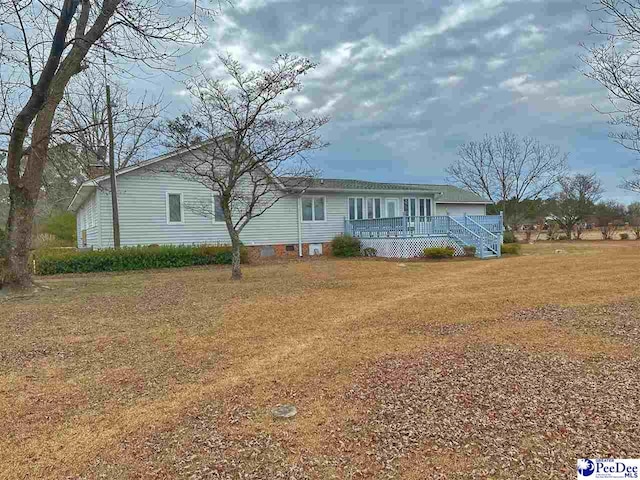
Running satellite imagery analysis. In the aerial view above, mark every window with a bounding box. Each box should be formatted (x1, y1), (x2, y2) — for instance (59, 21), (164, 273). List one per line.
(419, 198), (432, 217)
(403, 198), (417, 217)
(213, 195), (225, 223)
(366, 198), (382, 219)
(348, 197), (365, 220)
(166, 193), (183, 224)
(302, 196), (325, 222)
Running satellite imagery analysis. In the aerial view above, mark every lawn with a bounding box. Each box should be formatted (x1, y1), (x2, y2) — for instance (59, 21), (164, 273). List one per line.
(1, 241), (640, 479)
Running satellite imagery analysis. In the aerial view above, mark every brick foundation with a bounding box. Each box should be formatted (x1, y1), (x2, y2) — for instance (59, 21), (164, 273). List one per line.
(247, 242), (332, 262)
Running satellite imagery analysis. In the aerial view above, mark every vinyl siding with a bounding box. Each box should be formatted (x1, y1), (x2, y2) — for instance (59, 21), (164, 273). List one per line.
(98, 167), (303, 247)
(435, 203), (486, 216)
(76, 192), (99, 248)
(83, 161), (484, 248)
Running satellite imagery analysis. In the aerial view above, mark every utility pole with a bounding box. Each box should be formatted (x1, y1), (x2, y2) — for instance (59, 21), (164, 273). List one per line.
(104, 53), (120, 248)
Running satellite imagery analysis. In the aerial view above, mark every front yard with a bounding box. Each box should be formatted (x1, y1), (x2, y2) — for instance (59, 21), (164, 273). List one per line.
(2, 241), (640, 478)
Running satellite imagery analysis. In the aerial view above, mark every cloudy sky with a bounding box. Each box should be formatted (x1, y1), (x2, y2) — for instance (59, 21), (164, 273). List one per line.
(153, 0), (639, 201)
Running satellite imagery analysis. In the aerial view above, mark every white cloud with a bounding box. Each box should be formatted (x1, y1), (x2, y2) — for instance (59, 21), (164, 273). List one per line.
(309, 42), (357, 80)
(464, 91), (489, 104)
(484, 13), (535, 40)
(434, 75), (464, 87)
(292, 95), (313, 109)
(499, 74), (529, 89)
(233, 0), (288, 12)
(312, 94), (344, 116)
(485, 24), (513, 40)
(204, 14), (270, 74)
(514, 25), (546, 49)
(446, 57), (476, 71)
(499, 74), (559, 95)
(487, 57), (507, 70)
(393, 0), (506, 53)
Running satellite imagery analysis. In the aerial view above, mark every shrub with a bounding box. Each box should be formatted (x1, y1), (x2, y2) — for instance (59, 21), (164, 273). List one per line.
(34, 233), (72, 249)
(423, 247), (455, 259)
(503, 231), (516, 243)
(501, 243), (521, 255)
(42, 211), (77, 244)
(547, 223), (560, 241)
(557, 234), (568, 241)
(362, 247), (377, 257)
(33, 244), (247, 275)
(620, 232), (630, 240)
(601, 224), (617, 240)
(331, 235), (361, 257)
(463, 245), (476, 257)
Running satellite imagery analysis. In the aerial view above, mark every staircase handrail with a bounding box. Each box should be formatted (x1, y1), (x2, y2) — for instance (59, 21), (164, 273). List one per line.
(448, 216), (482, 240)
(465, 215), (498, 240)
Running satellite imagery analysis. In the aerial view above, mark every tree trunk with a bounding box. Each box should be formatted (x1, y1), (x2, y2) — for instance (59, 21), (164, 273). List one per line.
(230, 232), (242, 280)
(5, 189), (37, 288)
(3, 0), (119, 289)
(5, 88), (67, 287)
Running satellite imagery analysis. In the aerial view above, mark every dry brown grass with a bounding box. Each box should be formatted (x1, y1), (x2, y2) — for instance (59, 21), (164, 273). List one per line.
(1, 241), (640, 479)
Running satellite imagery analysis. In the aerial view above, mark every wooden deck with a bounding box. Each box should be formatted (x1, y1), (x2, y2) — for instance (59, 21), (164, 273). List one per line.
(344, 215), (504, 259)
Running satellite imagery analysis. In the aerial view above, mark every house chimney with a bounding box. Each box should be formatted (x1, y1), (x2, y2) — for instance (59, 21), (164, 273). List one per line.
(87, 146), (108, 179)
(96, 145), (107, 163)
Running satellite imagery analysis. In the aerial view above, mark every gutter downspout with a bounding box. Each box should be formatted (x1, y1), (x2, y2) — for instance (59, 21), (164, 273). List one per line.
(297, 195), (303, 257)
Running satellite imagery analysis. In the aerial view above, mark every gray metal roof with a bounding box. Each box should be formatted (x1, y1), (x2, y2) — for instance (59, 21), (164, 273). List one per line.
(282, 177), (490, 203)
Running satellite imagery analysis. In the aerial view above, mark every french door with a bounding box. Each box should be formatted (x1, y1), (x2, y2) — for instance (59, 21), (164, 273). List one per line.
(385, 198), (399, 218)
(403, 198), (417, 217)
(419, 198), (432, 217)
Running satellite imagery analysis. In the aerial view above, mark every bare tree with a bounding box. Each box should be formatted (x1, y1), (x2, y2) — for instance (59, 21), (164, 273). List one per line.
(54, 69), (164, 172)
(550, 173), (603, 239)
(581, 0), (640, 193)
(56, 69), (165, 248)
(161, 55), (329, 280)
(628, 201), (640, 239)
(446, 132), (568, 227)
(0, 0), (224, 288)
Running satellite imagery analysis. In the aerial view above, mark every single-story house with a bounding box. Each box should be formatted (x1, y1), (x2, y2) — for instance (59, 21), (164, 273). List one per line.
(68, 147), (501, 259)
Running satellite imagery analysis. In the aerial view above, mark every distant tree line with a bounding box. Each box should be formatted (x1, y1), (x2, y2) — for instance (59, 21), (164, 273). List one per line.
(448, 132), (640, 241)
(485, 177), (640, 240)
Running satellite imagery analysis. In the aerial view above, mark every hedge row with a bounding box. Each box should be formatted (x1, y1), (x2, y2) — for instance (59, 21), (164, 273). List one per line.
(423, 247), (456, 259)
(34, 245), (247, 275)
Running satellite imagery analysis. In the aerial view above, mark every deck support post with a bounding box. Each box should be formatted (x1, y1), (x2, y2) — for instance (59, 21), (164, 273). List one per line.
(402, 215), (408, 237)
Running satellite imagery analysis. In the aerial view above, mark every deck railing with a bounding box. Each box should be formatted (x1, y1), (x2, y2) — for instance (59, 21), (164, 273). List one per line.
(344, 214), (504, 258)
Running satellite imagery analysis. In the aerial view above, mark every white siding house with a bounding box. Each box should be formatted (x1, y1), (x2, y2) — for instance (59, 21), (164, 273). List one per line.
(68, 148), (494, 258)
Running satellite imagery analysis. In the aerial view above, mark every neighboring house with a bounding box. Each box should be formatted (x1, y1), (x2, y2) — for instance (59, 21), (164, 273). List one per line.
(68, 147), (499, 258)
